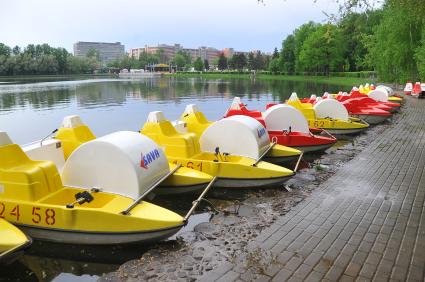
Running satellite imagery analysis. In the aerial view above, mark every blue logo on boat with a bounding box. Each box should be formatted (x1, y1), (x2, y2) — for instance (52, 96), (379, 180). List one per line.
(140, 149), (161, 169)
(257, 127), (267, 138)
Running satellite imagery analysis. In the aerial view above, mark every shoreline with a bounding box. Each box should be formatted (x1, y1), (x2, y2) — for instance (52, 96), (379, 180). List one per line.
(166, 73), (377, 87)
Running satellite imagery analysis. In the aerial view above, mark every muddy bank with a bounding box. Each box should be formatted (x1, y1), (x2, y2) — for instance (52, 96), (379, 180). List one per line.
(100, 110), (401, 282)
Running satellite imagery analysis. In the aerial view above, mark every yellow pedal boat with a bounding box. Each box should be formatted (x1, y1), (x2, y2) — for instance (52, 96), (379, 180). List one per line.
(286, 93), (369, 135)
(176, 104), (302, 163)
(24, 115), (213, 195)
(141, 111), (295, 188)
(0, 130), (188, 245)
(0, 218), (31, 263)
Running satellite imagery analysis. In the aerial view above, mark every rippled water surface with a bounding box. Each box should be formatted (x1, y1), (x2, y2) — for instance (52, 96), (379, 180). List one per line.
(0, 76), (348, 281)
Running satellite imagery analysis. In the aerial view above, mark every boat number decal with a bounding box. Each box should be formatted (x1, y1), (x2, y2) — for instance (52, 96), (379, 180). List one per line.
(312, 121), (325, 128)
(10, 205), (20, 221)
(32, 207), (41, 223)
(257, 127), (267, 138)
(172, 160), (203, 171)
(140, 149), (161, 169)
(45, 209), (56, 225)
(0, 203), (4, 218)
(0, 203), (56, 225)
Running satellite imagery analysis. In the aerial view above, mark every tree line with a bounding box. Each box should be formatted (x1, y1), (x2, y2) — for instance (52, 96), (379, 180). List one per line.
(270, 0), (425, 82)
(0, 43), (101, 76)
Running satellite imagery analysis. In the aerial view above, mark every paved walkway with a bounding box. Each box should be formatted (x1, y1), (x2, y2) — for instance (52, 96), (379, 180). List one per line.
(200, 96), (425, 282)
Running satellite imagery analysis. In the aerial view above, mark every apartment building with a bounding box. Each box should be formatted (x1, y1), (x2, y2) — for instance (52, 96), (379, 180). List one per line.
(73, 41), (125, 64)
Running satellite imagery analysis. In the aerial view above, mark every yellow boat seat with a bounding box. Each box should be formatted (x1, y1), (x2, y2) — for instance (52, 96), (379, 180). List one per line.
(141, 111), (201, 158)
(0, 144), (62, 201)
(55, 115), (95, 159)
(180, 105), (212, 136)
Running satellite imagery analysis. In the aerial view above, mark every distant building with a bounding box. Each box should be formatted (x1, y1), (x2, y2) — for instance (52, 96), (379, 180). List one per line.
(128, 47), (144, 59)
(129, 43), (221, 63)
(222, 48), (234, 58)
(197, 46), (220, 62)
(73, 41), (125, 64)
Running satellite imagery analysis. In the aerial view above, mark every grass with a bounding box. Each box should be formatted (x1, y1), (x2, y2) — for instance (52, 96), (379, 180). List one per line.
(166, 72), (377, 87)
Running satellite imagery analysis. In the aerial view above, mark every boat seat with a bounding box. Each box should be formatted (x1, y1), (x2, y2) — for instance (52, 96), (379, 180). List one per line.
(180, 104), (212, 137)
(142, 112), (201, 158)
(55, 116), (96, 159)
(0, 144), (62, 201)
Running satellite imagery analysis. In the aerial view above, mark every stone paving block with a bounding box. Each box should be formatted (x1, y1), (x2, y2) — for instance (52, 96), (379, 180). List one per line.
(359, 262), (377, 279)
(344, 262), (362, 277)
(276, 251), (295, 265)
(303, 252), (323, 267)
(351, 251), (368, 265)
(253, 274), (271, 282)
(216, 270), (240, 282)
(292, 263), (314, 279)
(390, 265), (408, 281)
(406, 265), (424, 281)
(284, 256), (304, 271)
(339, 274), (355, 282)
(263, 263), (282, 277)
(324, 265), (345, 281)
(271, 268), (292, 282)
(313, 258), (332, 274)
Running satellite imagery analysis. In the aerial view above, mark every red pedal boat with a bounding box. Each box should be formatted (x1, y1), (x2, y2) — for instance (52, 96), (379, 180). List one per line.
(224, 98), (337, 153)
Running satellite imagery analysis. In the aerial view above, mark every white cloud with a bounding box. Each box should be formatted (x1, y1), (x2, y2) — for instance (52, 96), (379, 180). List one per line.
(0, 0), (339, 52)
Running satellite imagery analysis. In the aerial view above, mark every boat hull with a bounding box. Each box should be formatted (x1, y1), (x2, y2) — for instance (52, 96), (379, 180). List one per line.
(18, 224), (183, 245)
(263, 155), (299, 164)
(292, 143), (335, 153)
(214, 174), (293, 189)
(0, 239), (32, 264)
(352, 114), (389, 125)
(324, 127), (368, 135)
(157, 183), (207, 195)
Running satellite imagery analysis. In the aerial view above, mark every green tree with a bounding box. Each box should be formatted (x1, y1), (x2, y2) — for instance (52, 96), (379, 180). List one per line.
(269, 57), (281, 74)
(280, 34), (296, 73)
(194, 57), (204, 71)
(218, 53), (228, 70)
(229, 53), (247, 71)
(0, 43), (11, 57)
(298, 24), (346, 74)
(247, 52), (255, 70)
(272, 47), (279, 59)
(204, 59), (209, 71)
(12, 46), (21, 55)
(86, 48), (100, 60)
(293, 21), (319, 71)
(174, 53), (186, 70)
(369, 4), (420, 82)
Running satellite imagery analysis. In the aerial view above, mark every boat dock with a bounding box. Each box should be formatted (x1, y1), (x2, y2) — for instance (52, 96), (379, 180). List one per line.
(200, 95), (425, 281)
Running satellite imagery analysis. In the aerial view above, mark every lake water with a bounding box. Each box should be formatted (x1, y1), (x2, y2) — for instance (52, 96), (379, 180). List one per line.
(0, 76), (349, 281)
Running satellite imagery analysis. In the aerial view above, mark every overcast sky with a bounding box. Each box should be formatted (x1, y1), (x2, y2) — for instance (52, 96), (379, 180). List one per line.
(0, 0), (340, 53)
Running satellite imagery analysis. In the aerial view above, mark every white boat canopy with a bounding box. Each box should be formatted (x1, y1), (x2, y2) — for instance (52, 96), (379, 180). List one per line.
(263, 104), (310, 133)
(0, 131), (13, 146)
(376, 85), (394, 97)
(368, 89), (389, 102)
(62, 131), (170, 199)
(200, 115), (270, 160)
(313, 99), (349, 121)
